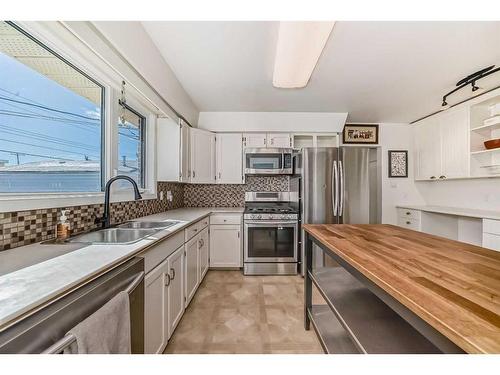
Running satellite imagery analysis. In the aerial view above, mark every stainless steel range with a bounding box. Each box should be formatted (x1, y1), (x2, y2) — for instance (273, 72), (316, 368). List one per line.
(243, 192), (299, 275)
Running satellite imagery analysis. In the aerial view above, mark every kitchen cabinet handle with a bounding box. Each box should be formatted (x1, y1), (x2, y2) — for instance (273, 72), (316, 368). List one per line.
(237, 231), (240, 238)
(406, 221), (411, 225)
(165, 273), (171, 286)
(170, 268), (175, 280)
(193, 171), (196, 178)
(439, 175), (446, 179)
(430, 176), (436, 180)
(218, 172), (221, 179)
(406, 212), (411, 215)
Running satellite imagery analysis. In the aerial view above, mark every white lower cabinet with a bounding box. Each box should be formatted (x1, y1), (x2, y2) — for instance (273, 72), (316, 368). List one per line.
(185, 235), (199, 307)
(209, 224), (242, 268)
(167, 245), (185, 337)
(198, 227), (209, 280)
(144, 257), (169, 354)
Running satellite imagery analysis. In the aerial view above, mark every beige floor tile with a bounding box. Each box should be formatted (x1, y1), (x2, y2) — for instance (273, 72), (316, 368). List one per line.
(163, 270), (323, 354)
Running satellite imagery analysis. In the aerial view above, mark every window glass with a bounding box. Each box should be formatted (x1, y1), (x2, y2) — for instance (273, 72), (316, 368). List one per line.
(117, 105), (145, 189)
(0, 22), (104, 193)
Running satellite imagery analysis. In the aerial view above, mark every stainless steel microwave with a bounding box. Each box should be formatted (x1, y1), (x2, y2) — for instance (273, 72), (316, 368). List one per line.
(244, 148), (293, 175)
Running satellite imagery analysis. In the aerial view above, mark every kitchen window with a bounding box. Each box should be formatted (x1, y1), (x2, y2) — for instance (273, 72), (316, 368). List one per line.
(0, 21), (105, 193)
(117, 104), (146, 189)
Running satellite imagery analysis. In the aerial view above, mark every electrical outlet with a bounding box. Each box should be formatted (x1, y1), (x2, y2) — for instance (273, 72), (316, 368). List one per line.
(166, 191), (173, 202)
(159, 191), (164, 200)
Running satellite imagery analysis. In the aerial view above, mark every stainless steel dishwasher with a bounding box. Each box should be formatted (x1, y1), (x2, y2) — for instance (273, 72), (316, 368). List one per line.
(0, 257), (144, 354)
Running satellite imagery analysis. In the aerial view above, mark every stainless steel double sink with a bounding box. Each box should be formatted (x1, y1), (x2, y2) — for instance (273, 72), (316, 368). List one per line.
(68, 220), (181, 245)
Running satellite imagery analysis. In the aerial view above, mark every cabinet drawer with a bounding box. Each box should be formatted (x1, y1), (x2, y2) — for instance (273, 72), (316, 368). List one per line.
(482, 233), (500, 252)
(210, 214), (242, 225)
(185, 217), (209, 242)
(397, 208), (421, 220)
(483, 219), (500, 235)
(141, 231), (184, 274)
(397, 217), (421, 231)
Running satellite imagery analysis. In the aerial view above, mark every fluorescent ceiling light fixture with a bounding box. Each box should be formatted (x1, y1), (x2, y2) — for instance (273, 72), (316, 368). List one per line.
(273, 21), (335, 89)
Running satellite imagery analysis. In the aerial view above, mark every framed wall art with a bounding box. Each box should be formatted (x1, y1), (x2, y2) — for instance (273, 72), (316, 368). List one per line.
(342, 124), (379, 144)
(388, 150), (408, 178)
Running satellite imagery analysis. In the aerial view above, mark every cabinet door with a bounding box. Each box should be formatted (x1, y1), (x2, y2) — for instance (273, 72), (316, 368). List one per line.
(414, 116), (441, 180)
(144, 259), (169, 354)
(216, 133), (243, 184)
(267, 133), (292, 148)
(157, 117), (180, 182)
(167, 245), (185, 338)
(440, 106), (469, 179)
(243, 133), (267, 148)
(185, 235), (199, 307)
(198, 227), (210, 281)
(190, 128), (216, 183)
(180, 122), (190, 183)
(209, 224), (242, 268)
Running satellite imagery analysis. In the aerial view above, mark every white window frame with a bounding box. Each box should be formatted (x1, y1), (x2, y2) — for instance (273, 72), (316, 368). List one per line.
(0, 21), (158, 212)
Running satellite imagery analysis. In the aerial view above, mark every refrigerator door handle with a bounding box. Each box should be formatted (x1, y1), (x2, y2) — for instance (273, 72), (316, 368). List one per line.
(339, 160), (344, 217)
(332, 160), (338, 216)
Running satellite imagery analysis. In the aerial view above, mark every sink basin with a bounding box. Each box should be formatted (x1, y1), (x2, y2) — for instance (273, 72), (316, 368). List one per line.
(68, 228), (158, 244)
(117, 220), (180, 230)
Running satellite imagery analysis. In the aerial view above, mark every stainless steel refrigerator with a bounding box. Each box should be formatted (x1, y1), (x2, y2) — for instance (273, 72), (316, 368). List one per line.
(291, 147), (382, 274)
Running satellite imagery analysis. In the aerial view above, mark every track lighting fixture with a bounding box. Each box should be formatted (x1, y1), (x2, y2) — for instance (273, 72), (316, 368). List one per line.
(441, 65), (500, 109)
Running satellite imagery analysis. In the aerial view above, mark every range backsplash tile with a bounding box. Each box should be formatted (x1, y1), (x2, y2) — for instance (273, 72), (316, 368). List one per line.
(0, 182), (184, 251)
(0, 176), (289, 250)
(184, 176), (289, 207)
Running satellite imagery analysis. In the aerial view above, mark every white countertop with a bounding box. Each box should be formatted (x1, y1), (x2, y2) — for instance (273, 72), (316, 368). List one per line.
(0, 207), (244, 331)
(397, 205), (500, 221)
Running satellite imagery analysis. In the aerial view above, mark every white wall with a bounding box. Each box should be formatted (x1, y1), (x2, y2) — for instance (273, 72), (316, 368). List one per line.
(198, 112), (347, 132)
(377, 123), (425, 224)
(67, 21), (199, 126)
(415, 179), (500, 211)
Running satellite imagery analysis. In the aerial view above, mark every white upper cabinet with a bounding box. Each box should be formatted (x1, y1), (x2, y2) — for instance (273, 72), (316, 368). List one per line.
(216, 133), (244, 184)
(157, 118), (190, 182)
(243, 133), (292, 148)
(243, 133), (267, 148)
(414, 116), (441, 180)
(440, 106), (469, 179)
(414, 106), (469, 181)
(267, 133), (292, 148)
(190, 128), (216, 184)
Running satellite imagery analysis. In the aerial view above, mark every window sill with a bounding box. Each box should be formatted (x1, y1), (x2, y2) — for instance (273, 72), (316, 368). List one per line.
(0, 190), (157, 213)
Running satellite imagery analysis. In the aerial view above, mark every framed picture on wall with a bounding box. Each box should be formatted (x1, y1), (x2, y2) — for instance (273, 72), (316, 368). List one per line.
(388, 150), (408, 178)
(342, 124), (379, 144)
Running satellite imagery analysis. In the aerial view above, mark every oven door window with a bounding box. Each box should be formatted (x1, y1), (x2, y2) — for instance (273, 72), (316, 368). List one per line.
(247, 225), (295, 259)
(246, 153), (283, 170)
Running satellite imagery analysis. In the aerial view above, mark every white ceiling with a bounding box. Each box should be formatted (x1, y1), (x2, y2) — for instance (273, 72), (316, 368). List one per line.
(142, 21), (500, 123)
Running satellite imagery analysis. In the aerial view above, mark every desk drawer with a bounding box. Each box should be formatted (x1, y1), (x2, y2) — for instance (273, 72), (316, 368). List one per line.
(483, 219), (500, 235)
(397, 217), (421, 231)
(397, 208), (421, 220)
(210, 214), (242, 225)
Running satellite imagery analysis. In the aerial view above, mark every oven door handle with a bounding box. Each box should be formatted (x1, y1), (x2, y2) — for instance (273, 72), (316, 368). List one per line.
(244, 221), (298, 226)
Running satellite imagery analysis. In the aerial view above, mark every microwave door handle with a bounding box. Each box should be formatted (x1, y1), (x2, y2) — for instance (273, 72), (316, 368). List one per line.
(332, 160), (338, 216)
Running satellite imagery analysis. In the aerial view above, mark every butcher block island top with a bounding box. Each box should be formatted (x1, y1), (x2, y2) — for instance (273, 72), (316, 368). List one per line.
(302, 224), (500, 354)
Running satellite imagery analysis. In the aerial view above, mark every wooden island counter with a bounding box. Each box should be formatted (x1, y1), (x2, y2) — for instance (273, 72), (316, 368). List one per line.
(303, 224), (500, 354)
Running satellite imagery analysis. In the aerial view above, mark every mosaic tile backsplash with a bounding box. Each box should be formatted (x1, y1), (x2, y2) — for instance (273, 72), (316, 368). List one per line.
(184, 176), (289, 207)
(0, 176), (289, 251)
(0, 182), (184, 251)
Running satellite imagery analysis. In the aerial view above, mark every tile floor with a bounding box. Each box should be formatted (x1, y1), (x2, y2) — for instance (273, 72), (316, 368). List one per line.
(164, 270), (324, 354)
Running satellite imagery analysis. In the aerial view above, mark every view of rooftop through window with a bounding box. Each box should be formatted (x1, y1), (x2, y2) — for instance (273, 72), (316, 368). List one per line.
(0, 22), (105, 192)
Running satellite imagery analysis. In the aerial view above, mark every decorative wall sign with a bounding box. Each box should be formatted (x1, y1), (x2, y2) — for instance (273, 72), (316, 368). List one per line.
(342, 124), (379, 144)
(388, 150), (408, 178)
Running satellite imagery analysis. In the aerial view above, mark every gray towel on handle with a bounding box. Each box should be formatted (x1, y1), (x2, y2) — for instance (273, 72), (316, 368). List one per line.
(64, 291), (131, 354)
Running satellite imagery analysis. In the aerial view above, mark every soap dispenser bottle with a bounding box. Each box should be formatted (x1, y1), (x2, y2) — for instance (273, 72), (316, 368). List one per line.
(56, 209), (70, 242)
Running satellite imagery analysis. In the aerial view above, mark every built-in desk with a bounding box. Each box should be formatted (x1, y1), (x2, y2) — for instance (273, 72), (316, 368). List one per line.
(396, 205), (500, 251)
(303, 224), (500, 354)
